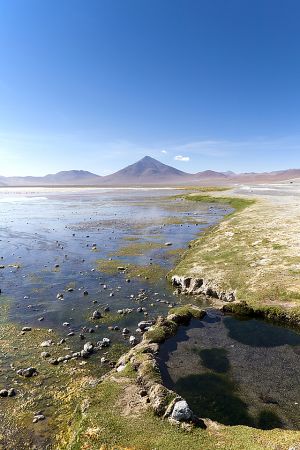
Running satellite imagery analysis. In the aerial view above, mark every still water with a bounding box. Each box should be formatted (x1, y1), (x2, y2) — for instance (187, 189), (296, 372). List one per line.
(158, 309), (300, 430)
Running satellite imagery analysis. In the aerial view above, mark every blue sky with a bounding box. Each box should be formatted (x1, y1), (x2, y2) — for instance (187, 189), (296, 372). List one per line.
(0, 0), (300, 176)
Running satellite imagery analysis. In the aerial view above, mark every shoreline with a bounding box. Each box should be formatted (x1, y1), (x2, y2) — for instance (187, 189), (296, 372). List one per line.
(61, 186), (300, 449)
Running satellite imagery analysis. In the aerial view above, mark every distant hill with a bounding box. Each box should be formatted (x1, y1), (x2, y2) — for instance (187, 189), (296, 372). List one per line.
(0, 170), (102, 186)
(194, 170), (228, 179)
(0, 156), (300, 186)
(102, 155), (189, 184)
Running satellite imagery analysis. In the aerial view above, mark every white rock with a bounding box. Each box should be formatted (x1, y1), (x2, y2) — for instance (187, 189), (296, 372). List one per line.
(171, 400), (193, 422)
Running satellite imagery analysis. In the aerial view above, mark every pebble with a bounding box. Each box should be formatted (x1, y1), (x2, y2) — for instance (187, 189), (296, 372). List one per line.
(92, 310), (102, 319)
(33, 414), (45, 423)
(129, 335), (137, 346)
(40, 340), (53, 347)
(83, 342), (94, 353)
(8, 388), (16, 397)
(17, 367), (38, 377)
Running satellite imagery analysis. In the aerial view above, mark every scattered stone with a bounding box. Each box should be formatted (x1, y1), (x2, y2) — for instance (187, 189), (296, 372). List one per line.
(171, 400), (193, 422)
(40, 340), (53, 347)
(104, 306), (110, 312)
(49, 358), (59, 365)
(8, 388), (16, 397)
(92, 310), (102, 320)
(129, 335), (137, 346)
(67, 331), (75, 337)
(17, 367), (38, 378)
(122, 328), (129, 335)
(41, 352), (51, 358)
(83, 342), (94, 354)
(63, 322), (70, 327)
(21, 327), (32, 332)
(83, 290), (89, 296)
(164, 242), (172, 246)
(0, 389), (8, 397)
(56, 293), (64, 299)
(138, 320), (154, 331)
(33, 414), (45, 423)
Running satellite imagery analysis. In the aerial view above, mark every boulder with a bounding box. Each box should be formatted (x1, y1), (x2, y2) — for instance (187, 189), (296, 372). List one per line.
(171, 400), (193, 422)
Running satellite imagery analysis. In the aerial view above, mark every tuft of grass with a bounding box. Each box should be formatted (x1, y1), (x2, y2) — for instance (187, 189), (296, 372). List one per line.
(185, 194), (255, 213)
(176, 186), (232, 192)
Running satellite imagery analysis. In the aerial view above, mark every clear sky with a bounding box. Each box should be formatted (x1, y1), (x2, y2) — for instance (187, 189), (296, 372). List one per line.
(0, 0), (300, 176)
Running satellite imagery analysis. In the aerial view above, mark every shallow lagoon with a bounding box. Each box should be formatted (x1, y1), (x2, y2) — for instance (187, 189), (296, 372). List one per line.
(0, 187), (299, 447)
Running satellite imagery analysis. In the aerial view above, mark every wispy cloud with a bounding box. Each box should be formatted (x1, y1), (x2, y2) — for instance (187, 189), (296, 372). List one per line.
(161, 149), (167, 154)
(174, 155), (190, 161)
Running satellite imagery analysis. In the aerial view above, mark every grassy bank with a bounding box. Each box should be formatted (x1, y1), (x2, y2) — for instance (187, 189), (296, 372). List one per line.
(171, 191), (300, 315)
(60, 304), (300, 450)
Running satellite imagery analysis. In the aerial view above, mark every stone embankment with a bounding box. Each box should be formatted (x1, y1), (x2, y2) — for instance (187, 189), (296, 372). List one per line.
(171, 275), (236, 302)
(103, 305), (207, 429)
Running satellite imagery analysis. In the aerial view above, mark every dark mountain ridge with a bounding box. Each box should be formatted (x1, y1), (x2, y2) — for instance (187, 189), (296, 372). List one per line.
(0, 156), (299, 186)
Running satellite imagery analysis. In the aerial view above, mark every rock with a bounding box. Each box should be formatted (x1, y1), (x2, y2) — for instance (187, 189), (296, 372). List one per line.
(7, 388), (16, 397)
(49, 358), (59, 365)
(17, 367), (38, 377)
(171, 400), (193, 422)
(0, 389), (8, 397)
(56, 293), (64, 299)
(100, 357), (107, 364)
(104, 306), (110, 312)
(63, 322), (70, 327)
(83, 290), (89, 296)
(117, 266), (126, 271)
(41, 352), (51, 358)
(40, 340), (53, 347)
(67, 288), (74, 292)
(92, 310), (102, 319)
(33, 414), (45, 423)
(22, 326), (32, 332)
(83, 342), (94, 353)
(67, 332), (75, 337)
(138, 320), (154, 331)
(164, 242), (172, 246)
(129, 335), (137, 346)
(100, 337), (110, 348)
(122, 328), (129, 335)
(116, 364), (126, 372)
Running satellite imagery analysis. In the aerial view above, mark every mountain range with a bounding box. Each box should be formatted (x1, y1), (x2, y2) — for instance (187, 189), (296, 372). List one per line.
(0, 156), (299, 186)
